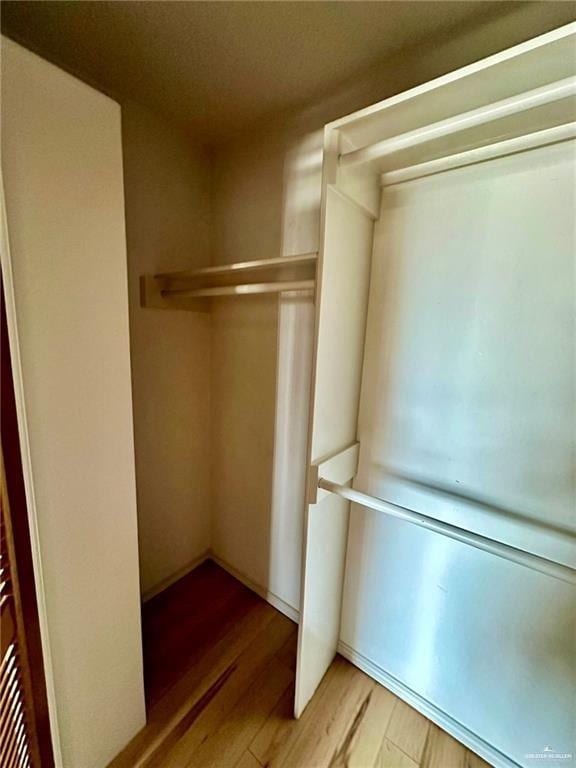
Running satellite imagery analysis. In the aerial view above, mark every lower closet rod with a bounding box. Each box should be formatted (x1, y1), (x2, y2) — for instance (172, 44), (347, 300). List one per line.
(317, 478), (575, 585)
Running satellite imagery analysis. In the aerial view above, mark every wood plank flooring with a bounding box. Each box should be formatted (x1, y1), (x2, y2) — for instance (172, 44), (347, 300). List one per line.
(108, 560), (492, 768)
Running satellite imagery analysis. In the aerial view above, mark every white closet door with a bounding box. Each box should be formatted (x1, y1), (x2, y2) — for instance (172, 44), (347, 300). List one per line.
(341, 140), (576, 767)
(294, 184), (373, 716)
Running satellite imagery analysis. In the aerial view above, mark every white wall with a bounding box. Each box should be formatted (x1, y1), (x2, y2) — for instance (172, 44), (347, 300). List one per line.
(210, 130), (312, 613)
(122, 103), (212, 597)
(209, 3), (576, 614)
(1, 38), (145, 768)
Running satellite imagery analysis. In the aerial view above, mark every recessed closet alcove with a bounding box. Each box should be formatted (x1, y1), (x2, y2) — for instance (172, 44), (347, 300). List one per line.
(1, 9), (575, 768)
(135, 23), (576, 768)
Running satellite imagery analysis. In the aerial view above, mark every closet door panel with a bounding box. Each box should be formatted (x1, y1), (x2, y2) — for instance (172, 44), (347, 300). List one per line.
(310, 187), (373, 460)
(356, 141), (576, 564)
(340, 514), (575, 768)
(295, 185), (373, 717)
(343, 141), (575, 765)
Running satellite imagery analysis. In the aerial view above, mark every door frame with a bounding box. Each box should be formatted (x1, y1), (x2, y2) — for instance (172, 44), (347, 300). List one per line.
(1, 183), (60, 766)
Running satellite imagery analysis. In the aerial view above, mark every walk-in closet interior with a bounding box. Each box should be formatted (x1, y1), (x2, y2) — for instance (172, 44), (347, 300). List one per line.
(1, 4), (575, 768)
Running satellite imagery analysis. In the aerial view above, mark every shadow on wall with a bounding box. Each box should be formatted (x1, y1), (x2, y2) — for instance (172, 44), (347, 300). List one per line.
(268, 131), (322, 611)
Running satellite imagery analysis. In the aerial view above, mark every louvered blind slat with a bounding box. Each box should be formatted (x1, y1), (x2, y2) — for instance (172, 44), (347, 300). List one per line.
(0, 499), (34, 768)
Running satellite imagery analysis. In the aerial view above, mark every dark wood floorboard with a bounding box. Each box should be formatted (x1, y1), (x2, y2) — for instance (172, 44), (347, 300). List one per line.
(142, 560), (262, 708)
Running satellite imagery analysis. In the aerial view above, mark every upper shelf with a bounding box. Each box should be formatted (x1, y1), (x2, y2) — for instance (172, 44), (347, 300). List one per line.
(339, 76), (576, 176)
(332, 24), (576, 157)
(141, 252), (318, 311)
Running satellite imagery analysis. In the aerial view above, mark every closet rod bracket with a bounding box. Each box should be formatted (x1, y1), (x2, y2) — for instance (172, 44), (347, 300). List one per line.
(308, 442), (360, 504)
(140, 275), (210, 313)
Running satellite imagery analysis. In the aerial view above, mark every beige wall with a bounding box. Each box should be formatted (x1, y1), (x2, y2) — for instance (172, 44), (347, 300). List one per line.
(1, 38), (145, 768)
(210, 126), (319, 614)
(122, 102), (212, 597)
(209, 4), (576, 612)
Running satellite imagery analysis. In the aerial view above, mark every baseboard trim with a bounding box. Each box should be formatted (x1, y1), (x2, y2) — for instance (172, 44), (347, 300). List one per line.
(337, 640), (520, 768)
(141, 550), (211, 603)
(210, 553), (300, 624)
(140, 549), (300, 625)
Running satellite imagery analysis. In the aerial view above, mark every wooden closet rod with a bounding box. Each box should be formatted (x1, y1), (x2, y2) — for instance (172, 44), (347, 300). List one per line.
(162, 280), (315, 298)
(318, 478), (576, 585)
(380, 122), (576, 186)
(154, 252), (318, 281)
(340, 76), (576, 168)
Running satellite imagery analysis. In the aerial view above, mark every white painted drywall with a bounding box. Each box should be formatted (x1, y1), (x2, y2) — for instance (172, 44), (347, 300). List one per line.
(210, 129), (317, 613)
(1, 38), (146, 768)
(122, 102), (212, 597)
(211, 294), (279, 590)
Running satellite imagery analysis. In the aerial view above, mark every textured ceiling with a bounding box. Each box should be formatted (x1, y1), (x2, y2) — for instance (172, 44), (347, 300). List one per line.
(2, 2), (574, 144)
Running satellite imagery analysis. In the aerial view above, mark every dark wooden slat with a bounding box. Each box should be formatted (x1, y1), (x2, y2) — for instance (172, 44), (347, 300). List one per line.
(0, 492), (33, 768)
(1, 281), (53, 767)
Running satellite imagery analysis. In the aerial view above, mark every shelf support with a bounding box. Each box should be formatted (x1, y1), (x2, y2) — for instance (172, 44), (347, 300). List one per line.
(308, 443), (360, 504)
(139, 275), (209, 312)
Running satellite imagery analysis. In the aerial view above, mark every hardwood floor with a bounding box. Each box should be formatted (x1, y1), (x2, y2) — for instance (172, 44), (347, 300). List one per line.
(109, 560), (491, 768)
